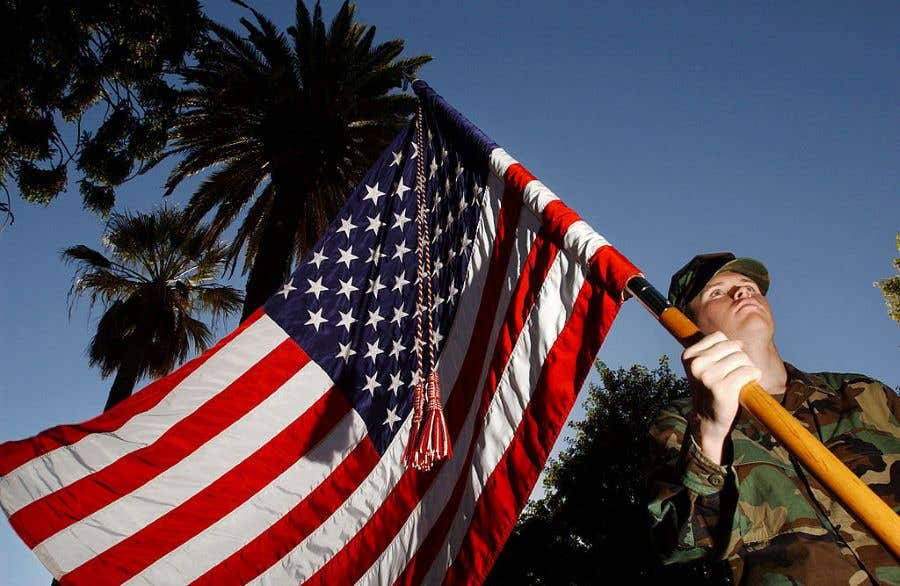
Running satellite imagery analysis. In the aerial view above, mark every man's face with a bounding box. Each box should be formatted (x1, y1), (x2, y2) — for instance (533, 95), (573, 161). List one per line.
(688, 271), (774, 341)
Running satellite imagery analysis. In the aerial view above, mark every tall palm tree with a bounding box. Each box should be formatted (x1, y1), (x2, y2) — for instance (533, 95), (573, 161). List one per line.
(159, 0), (430, 320)
(63, 208), (243, 411)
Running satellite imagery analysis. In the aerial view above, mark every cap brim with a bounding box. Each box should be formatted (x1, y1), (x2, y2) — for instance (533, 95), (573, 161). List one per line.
(713, 258), (769, 295)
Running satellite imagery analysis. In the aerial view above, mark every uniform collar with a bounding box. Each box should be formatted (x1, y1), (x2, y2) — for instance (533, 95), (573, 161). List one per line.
(780, 362), (838, 414)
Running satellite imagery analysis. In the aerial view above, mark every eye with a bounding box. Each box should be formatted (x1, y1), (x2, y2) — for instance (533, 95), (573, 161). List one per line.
(707, 289), (723, 299)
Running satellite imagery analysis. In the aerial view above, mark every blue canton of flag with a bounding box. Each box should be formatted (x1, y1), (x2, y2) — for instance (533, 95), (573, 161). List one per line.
(264, 114), (487, 455)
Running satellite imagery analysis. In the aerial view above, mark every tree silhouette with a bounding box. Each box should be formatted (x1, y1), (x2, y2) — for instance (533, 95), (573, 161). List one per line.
(63, 208), (242, 410)
(1, 1), (204, 215)
(159, 0), (431, 320)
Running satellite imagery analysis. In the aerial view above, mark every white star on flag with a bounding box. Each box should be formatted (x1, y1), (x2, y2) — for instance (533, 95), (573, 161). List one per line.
(362, 373), (380, 396)
(304, 308), (327, 331)
(392, 209), (412, 232)
(309, 250), (328, 268)
(393, 178), (410, 199)
(393, 271), (410, 293)
(364, 341), (383, 364)
(278, 280), (297, 300)
(383, 406), (401, 431)
(336, 217), (356, 239)
(366, 276), (386, 296)
(336, 277), (358, 300)
(362, 183), (385, 205)
(429, 157), (439, 180)
(305, 277), (328, 300)
(336, 245), (358, 268)
(389, 338), (406, 359)
(391, 306), (409, 325)
(392, 241), (411, 262)
(365, 214), (384, 235)
(335, 341), (356, 362)
(367, 245), (383, 264)
(387, 372), (403, 395)
(389, 150), (402, 167)
(335, 309), (355, 332)
(365, 309), (385, 330)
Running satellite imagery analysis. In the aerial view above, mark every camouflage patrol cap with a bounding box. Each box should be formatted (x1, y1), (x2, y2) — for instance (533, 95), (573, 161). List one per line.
(667, 252), (769, 313)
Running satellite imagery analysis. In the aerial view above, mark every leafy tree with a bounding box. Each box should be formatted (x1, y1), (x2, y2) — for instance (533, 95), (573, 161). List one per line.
(62, 208), (242, 411)
(1, 1), (204, 215)
(875, 233), (900, 324)
(487, 357), (728, 585)
(159, 0), (431, 320)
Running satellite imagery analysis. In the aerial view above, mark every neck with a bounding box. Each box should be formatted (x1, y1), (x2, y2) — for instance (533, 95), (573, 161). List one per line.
(739, 336), (788, 396)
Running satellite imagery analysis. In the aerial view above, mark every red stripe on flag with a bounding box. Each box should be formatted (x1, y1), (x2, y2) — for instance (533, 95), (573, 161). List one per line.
(61, 386), (349, 585)
(191, 438), (380, 586)
(0, 308), (266, 476)
(503, 162), (535, 197)
(394, 228), (558, 586)
(589, 245), (641, 301)
(444, 275), (619, 585)
(11, 337), (308, 549)
(306, 167), (531, 584)
(541, 199), (581, 244)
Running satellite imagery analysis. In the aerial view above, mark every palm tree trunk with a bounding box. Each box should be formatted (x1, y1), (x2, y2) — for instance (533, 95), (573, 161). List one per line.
(103, 358), (141, 411)
(241, 183), (303, 321)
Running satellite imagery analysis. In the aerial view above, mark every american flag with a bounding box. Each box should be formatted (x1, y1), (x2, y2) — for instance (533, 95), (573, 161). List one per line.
(0, 79), (640, 585)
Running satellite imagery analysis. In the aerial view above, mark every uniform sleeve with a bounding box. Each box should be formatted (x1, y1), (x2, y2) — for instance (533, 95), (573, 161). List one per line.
(647, 406), (735, 564)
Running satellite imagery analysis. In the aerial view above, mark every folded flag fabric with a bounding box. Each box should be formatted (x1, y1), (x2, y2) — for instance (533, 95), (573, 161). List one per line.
(0, 78), (641, 585)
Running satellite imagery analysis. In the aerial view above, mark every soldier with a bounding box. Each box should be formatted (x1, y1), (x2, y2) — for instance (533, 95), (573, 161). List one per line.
(647, 252), (900, 584)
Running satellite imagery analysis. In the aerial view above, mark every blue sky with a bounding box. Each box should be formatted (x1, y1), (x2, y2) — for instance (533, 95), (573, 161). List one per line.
(2, 2), (898, 583)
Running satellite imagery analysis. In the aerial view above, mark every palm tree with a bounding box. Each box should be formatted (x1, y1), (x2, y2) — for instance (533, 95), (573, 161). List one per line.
(63, 208), (243, 411)
(158, 0), (430, 320)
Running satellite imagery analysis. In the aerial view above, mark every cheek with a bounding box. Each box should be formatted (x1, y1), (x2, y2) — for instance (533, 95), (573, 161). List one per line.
(694, 300), (737, 334)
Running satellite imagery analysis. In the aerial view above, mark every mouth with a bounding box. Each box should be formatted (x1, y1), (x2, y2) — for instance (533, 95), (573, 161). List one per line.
(734, 300), (762, 313)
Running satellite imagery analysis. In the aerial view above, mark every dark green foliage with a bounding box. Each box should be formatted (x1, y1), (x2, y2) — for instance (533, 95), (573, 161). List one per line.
(160, 1), (431, 319)
(487, 357), (729, 585)
(62, 208), (243, 410)
(1, 0), (205, 214)
(875, 233), (900, 325)
(16, 161), (66, 204)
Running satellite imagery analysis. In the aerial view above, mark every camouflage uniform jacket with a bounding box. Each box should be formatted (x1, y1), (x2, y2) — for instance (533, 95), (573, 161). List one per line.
(648, 364), (900, 585)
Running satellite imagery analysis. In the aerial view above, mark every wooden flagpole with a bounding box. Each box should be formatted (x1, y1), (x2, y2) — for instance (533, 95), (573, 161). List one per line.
(625, 276), (900, 560)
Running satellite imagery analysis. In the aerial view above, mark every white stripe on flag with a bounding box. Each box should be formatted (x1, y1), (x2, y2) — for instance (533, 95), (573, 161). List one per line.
(488, 148), (516, 182)
(34, 353), (335, 577)
(562, 219), (611, 268)
(0, 315), (288, 516)
(125, 410), (368, 585)
(522, 179), (559, 215)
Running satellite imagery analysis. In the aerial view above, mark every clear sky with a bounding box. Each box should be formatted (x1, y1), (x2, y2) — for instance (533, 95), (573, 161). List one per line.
(2, 2), (898, 583)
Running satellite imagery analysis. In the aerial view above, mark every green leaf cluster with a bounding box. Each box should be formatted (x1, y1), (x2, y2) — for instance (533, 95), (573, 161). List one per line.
(875, 233), (900, 324)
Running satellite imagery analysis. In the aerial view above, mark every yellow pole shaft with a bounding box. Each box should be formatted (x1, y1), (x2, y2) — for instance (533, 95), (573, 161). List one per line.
(658, 305), (900, 560)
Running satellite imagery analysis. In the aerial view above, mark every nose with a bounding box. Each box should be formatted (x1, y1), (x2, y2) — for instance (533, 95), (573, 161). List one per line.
(732, 285), (753, 300)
